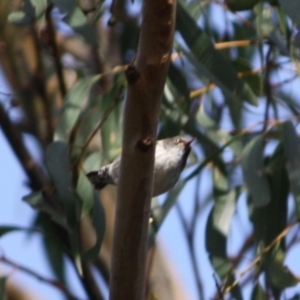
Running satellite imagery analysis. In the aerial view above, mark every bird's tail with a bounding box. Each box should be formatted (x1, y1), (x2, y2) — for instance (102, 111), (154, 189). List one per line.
(86, 171), (109, 190)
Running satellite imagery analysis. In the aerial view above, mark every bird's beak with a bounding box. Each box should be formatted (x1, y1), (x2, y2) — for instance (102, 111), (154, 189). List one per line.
(184, 138), (194, 147)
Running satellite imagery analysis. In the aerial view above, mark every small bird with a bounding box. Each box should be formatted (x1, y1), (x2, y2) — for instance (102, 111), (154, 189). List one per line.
(87, 136), (194, 197)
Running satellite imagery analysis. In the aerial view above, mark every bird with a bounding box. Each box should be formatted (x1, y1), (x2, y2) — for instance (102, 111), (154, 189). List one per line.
(86, 136), (194, 197)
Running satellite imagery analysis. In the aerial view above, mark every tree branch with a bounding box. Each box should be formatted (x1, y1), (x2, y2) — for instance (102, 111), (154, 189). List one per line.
(0, 255), (81, 300)
(0, 103), (48, 190)
(109, 1), (176, 299)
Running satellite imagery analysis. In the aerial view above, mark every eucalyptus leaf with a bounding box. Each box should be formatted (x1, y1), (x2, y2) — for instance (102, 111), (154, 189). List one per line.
(82, 192), (106, 259)
(52, 0), (97, 44)
(0, 277), (7, 300)
(267, 261), (299, 289)
(7, 0), (47, 25)
(278, 0), (300, 29)
(205, 207), (227, 257)
(206, 208), (243, 300)
(176, 3), (257, 127)
(282, 121), (300, 215)
(0, 226), (38, 238)
(46, 141), (72, 200)
(23, 191), (70, 232)
(241, 135), (271, 207)
(55, 75), (101, 142)
(250, 283), (267, 300)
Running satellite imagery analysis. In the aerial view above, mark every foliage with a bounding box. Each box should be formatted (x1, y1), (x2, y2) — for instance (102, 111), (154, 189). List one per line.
(1, 0), (300, 299)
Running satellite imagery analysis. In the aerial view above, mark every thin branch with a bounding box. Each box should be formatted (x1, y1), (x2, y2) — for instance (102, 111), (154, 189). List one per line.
(93, 256), (110, 285)
(0, 103), (48, 190)
(223, 218), (300, 295)
(214, 39), (260, 50)
(0, 255), (82, 300)
(81, 261), (104, 300)
(45, 5), (67, 98)
(31, 22), (54, 146)
(0, 104), (104, 300)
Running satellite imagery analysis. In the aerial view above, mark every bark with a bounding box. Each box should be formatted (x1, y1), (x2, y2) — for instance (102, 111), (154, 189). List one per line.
(109, 1), (177, 299)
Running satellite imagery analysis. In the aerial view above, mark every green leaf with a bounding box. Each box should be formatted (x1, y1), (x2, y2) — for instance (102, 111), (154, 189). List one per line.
(168, 63), (190, 100)
(176, 3), (257, 127)
(8, 0), (47, 26)
(226, 0), (261, 11)
(23, 191), (70, 232)
(254, 3), (273, 38)
(250, 284), (267, 300)
(43, 232), (66, 283)
(46, 142), (71, 200)
(212, 165), (239, 237)
(46, 142), (81, 227)
(0, 277), (7, 300)
(82, 192), (106, 259)
(254, 4), (288, 55)
(206, 209), (243, 300)
(33, 213), (66, 283)
(278, 0), (300, 29)
(241, 135), (271, 207)
(213, 189), (237, 236)
(205, 207), (227, 257)
(89, 0), (105, 24)
(8, 11), (28, 24)
(0, 226), (38, 238)
(267, 260), (299, 289)
(55, 75), (101, 142)
(282, 121), (300, 216)
(76, 153), (105, 216)
(52, 0), (97, 44)
(46, 142), (82, 228)
(231, 58), (262, 96)
(196, 101), (243, 156)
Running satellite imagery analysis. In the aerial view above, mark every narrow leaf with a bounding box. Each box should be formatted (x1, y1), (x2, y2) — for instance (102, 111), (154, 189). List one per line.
(46, 142), (71, 200)
(0, 277), (7, 300)
(282, 121), (300, 215)
(55, 75), (101, 141)
(23, 191), (70, 231)
(176, 3), (257, 127)
(52, 0), (97, 44)
(250, 284), (267, 300)
(267, 260), (299, 289)
(0, 226), (38, 238)
(241, 135), (271, 207)
(82, 192), (106, 259)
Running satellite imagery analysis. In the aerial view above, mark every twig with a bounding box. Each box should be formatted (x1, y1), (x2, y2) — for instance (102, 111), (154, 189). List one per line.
(213, 273), (224, 300)
(223, 218), (300, 295)
(0, 255), (82, 300)
(31, 22), (54, 145)
(45, 5), (67, 99)
(0, 103), (48, 190)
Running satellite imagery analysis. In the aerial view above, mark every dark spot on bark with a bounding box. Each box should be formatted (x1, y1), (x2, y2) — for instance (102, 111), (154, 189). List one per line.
(125, 65), (140, 85)
(136, 137), (153, 152)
